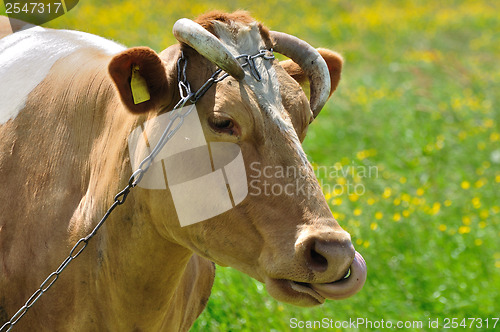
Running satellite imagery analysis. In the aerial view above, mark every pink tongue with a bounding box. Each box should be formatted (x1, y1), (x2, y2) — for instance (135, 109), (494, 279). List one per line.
(310, 251), (367, 300)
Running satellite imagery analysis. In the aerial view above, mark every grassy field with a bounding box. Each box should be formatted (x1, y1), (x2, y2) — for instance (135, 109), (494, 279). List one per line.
(3, 0), (499, 330)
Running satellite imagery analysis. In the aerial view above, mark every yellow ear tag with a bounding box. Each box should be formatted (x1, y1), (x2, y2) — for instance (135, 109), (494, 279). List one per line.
(130, 65), (151, 104)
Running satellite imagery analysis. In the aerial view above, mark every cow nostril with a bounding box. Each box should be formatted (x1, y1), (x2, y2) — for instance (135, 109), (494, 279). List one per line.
(297, 229), (355, 280)
(301, 235), (355, 278)
(307, 244), (329, 273)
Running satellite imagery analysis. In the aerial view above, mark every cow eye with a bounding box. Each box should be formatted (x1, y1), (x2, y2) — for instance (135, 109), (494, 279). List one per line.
(208, 116), (234, 133)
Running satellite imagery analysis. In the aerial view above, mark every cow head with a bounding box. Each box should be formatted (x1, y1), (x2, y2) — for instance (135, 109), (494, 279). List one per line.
(108, 11), (366, 307)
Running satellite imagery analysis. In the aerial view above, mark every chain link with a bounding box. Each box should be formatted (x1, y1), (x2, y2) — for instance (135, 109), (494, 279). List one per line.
(0, 48), (274, 331)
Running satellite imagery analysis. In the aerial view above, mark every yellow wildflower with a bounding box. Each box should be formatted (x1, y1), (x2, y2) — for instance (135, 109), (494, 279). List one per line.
(475, 178), (487, 188)
(331, 198), (343, 206)
(412, 197), (422, 206)
(431, 202), (441, 215)
(333, 212), (345, 221)
(483, 118), (494, 128)
(333, 187), (343, 196)
(472, 197), (481, 209)
(356, 151), (366, 160)
(458, 226), (471, 234)
(462, 216), (471, 225)
(349, 194), (359, 202)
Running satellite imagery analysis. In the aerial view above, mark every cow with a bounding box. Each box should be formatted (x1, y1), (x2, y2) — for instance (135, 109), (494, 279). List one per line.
(0, 11), (366, 331)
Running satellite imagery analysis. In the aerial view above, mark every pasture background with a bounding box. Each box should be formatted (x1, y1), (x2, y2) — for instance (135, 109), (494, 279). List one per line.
(2, 0), (499, 330)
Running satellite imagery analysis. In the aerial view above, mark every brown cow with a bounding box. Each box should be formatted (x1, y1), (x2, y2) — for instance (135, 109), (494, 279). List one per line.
(0, 11), (366, 331)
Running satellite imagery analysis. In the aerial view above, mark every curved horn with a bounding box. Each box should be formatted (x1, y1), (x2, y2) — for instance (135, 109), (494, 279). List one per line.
(270, 31), (331, 117)
(173, 18), (245, 80)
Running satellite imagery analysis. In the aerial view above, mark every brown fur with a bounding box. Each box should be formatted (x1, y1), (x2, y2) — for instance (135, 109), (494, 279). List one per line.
(195, 10), (272, 49)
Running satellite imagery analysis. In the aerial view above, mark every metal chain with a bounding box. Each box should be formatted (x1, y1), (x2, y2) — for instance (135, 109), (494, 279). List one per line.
(0, 48), (274, 332)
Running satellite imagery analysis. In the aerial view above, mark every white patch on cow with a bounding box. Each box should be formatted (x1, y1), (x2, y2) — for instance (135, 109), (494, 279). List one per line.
(213, 22), (309, 165)
(0, 28), (125, 124)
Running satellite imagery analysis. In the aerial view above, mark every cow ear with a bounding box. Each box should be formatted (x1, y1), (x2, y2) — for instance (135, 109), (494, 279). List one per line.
(280, 48), (343, 100)
(108, 47), (172, 114)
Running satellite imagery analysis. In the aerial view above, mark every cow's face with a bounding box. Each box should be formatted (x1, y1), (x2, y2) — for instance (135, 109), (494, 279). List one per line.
(109, 15), (366, 306)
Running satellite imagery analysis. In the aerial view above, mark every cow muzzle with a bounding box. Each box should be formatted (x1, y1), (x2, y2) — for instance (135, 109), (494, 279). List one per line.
(291, 251), (367, 301)
(264, 228), (367, 306)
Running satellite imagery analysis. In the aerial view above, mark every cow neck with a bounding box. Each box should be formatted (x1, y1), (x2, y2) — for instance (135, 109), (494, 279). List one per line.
(94, 196), (192, 329)
(82, 105), (193, 330)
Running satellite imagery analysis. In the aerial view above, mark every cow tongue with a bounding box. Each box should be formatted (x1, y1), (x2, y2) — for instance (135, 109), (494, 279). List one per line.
(310, 251), (367, 300)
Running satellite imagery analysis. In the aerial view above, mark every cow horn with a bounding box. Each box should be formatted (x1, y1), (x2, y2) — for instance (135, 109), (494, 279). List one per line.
(173, 18), (245, 80)
(270, 31), (331, 118)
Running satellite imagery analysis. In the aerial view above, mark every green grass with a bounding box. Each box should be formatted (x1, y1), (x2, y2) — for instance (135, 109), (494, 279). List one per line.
(3, 0), (498, 330)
